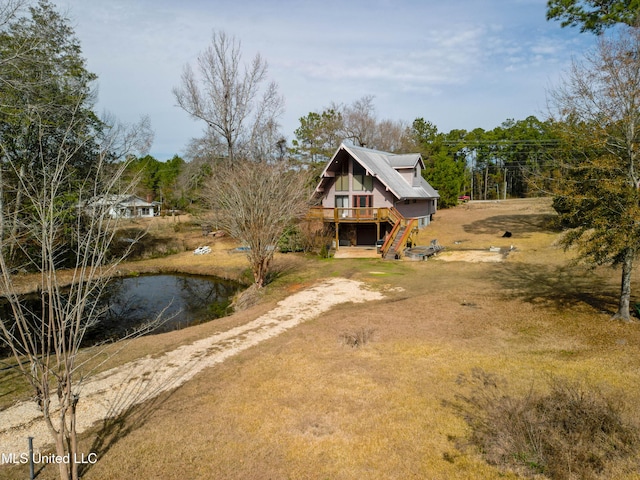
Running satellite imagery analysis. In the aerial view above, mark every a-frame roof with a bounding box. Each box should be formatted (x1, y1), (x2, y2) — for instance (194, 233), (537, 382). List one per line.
(316, 143), (439, 200)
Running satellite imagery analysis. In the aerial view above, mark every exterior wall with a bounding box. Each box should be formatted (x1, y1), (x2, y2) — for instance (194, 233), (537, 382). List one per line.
(90, 196), (155, 219)
(108, 204), (155, 218)
(138, 207), (155, 217)
(395, 199), (436, 226)
(318, 153), (437, 226)
(396, 167), (415, 185)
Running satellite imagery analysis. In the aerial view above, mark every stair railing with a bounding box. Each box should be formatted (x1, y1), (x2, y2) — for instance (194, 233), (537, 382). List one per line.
(394, 218), (418, 257)
(381, 216), (419, 259)
(380, 221), (402, 258)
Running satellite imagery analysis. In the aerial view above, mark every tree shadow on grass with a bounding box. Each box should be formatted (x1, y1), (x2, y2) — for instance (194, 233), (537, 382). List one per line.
(267, 256), (301, 284)
(29, 372), (180, 479)
(76, 333), (223, 477)
(489, 263), (618, 314)
(78, 388), (179, 478)
(463, 214), (558, 238)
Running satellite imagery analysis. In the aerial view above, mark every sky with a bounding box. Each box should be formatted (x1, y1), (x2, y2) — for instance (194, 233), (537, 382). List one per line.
(56, 0), (598, 161)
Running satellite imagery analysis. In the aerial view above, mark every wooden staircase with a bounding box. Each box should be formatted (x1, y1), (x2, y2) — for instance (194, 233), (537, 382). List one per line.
(385, 225), (406, 259)
(380, 209), (418, 260)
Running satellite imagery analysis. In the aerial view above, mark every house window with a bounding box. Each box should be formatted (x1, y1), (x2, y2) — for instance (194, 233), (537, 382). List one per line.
(353, 195), (373, 218)
(335, 196), (349, 208)
(353, 195), (372, 207)
(335, 195), (349, 218)
(335, 173), (348, 191)
(352, 163), (373, 191)
(335, 162), (349, 191)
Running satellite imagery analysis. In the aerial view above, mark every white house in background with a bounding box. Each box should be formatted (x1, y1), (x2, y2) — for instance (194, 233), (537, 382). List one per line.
(85, 194), (156, 218)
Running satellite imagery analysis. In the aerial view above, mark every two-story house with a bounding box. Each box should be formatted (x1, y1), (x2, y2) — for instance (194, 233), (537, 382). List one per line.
(310, 143), (439, 257)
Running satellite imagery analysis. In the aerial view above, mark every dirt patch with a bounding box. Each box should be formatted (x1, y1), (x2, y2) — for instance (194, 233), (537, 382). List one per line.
(334, 246), (379, 258)
(435, 250), (505, 263)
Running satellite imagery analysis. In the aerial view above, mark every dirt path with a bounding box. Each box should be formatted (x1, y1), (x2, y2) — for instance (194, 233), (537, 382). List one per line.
(0, 278), (384, 455)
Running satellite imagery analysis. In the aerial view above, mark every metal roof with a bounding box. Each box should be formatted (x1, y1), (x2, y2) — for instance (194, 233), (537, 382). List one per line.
(387, 153), (423, 169)
(318, 143), (439, 200)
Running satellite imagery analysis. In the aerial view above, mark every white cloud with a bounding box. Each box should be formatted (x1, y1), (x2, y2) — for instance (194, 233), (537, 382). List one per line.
(55, 0), (596, 158)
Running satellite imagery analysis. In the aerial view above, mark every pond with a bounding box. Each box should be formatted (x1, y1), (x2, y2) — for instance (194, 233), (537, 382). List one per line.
(0, 274), (241, 355)
(84, 274), (241, 344)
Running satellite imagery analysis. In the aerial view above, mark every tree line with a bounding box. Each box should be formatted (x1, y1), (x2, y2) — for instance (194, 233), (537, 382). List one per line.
(289, 104), (562, 207)
(132, 0), (640, 216)
(127, 109), (562, 211)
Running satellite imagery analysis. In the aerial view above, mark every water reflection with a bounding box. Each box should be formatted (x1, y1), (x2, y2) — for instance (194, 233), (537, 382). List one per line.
(0, 274), (240, 355)
(87, 274), (239, 343)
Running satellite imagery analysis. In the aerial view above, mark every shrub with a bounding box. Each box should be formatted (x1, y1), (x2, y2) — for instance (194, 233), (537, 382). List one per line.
(278, 225), (305, 253)
(449, 368), (639, 479)
(339, 328), (375, 348)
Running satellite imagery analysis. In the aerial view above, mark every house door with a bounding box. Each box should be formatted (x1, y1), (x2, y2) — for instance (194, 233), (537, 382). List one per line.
(335, 195), (349, 218)
(352, 195), (373, 218)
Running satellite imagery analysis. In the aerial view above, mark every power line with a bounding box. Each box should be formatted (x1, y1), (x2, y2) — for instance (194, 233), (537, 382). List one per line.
(442, 139), (562, 146)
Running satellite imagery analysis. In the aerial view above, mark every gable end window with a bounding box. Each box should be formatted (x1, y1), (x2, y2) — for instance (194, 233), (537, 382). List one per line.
(352, 162), (373, 191)
(335, 173), (348, 191)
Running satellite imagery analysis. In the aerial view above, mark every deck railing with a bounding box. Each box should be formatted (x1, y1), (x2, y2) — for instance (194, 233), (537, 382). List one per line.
(395, 218), (418, 256)
(307, 207), (394, 222)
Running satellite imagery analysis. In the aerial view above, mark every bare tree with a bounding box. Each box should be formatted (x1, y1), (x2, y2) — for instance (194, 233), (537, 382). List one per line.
(372, 118), (412, 152)
(204, 160), (310, 288)
(0, 0), (24, 29)
(0, 5), (160, 478)
(0, 110), (154, 480)
(173, 31), (284, 163)
(341, 95), (378, 148)
(549, 26), (640, 321)
(293, 96), (411, 160)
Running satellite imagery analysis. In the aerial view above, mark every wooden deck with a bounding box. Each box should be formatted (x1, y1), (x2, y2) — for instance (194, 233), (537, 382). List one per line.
(306, 207), (420, 259)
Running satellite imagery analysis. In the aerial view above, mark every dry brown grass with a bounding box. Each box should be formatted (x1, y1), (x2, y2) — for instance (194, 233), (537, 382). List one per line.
(452, 368), (639, 479)
(4, 199), (640, 479)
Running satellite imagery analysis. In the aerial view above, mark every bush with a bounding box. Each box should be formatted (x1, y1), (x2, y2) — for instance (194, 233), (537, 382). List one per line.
(278, 225), (305, 253)
(339, 328), (375, 348)
(449, 368), (639, 479)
